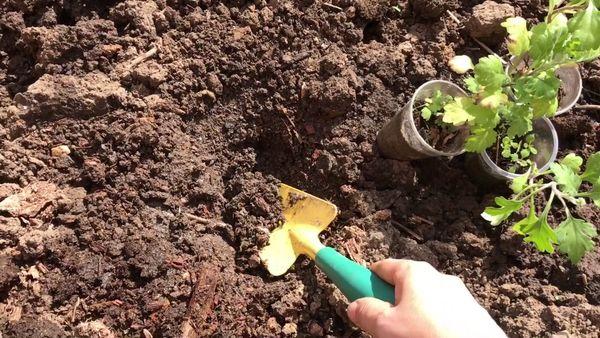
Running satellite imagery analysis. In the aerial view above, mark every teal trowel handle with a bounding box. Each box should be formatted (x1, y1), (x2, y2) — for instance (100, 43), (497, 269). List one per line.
(314, 247), (395, 304)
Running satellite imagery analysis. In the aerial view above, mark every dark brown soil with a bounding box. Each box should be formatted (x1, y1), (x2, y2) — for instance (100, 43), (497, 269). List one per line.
(1, 1), (599, 338)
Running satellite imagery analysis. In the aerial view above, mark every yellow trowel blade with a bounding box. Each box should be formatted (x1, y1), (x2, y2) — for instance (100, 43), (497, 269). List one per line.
(259, 184), (338, 276)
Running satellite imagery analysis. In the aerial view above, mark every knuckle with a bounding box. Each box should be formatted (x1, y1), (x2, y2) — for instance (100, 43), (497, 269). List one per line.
(374, 309), (390, 326)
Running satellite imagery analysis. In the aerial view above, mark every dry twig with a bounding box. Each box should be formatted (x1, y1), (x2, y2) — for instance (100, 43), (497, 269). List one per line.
(184, 213), (228, 227)
(391, 220), (424, 242)
(129, 45), (158, 69)
(574, 104), (600, 110)
(322, 2), (343, 11)
(70, 297), (81, 323)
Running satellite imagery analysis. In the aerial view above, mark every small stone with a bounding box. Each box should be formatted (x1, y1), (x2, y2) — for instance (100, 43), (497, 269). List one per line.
(28, 265), (40, 279)
(50, 145), (71, 158)
(282, 323), (297, 336)
(206, 73), (223, 95)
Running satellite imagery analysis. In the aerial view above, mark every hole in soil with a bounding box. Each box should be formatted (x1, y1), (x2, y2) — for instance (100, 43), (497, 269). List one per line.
(363, 21), (383, 43)
(56, 9), (76, 26)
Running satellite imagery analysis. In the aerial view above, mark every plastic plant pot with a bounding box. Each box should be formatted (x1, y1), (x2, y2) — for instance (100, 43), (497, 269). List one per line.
(376, 80), (469, 160)
(477, 117), (559, 181)
(506, 56), (582, 116)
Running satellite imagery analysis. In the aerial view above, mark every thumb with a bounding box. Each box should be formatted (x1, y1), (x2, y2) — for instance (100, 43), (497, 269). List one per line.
(347, 297), (392, 335)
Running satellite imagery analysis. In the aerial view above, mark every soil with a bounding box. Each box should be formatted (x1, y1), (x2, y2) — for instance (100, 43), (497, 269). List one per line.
(0, 1), (599, 338)
(414, 110), (464, 153)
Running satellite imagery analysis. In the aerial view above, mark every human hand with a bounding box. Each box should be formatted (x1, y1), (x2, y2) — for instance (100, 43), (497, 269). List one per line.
(346, 259), (506, 338)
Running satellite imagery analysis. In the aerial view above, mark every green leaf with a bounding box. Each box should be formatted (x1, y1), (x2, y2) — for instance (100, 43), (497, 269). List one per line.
(464, 77), (480, 93)
(590, 183), (600, 207)
(442, 97), (475, 126)
(421, 107), (432, 120)
(502, 17), (530, 57)
(531, 97), (559, 118)
(556, 216), (597, 264)
(550, 163), (582, 195)
(521, 211), (558, 253)
(590, 184), (600, 207)
(474, 56), (507, 91)
(519, 72), (561, 100)
(510, 173), (529, 194)
(529, 15), (570, 65)
(465, 128), (497, 152)
(512, 207), (538, 235)
(506, 107), (533, 138)
(567, 1), (600, 60)
(481, 196), (524, 226)
(480, 92), (508, 109)
(582, 152), (600, 183)
(560, 153), (584, 173)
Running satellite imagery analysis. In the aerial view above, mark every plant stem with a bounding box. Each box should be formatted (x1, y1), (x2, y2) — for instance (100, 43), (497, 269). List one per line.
(517, 182), (554, 202)
(542, 186), (556, 217)
(549, 4), (586, 21)
(574, 192), (592, 197)
(551, 183), (575, 218)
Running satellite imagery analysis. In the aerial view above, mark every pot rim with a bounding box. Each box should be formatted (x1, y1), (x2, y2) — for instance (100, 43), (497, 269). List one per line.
(505, 55), (582, 115)
(406, 80), (468, 157)
(479, 117), (559, 179)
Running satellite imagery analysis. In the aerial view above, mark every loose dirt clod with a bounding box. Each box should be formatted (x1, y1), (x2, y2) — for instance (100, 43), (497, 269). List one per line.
(410, 0), (446, 19)
(466, 1), (516, 42)
(14, 73), (127, 119)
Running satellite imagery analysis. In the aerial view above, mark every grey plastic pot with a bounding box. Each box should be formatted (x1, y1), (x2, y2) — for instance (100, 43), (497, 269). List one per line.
(506, 56), (582, 116)
(476, 117), (559, 181)
(376, 80), (469, 160)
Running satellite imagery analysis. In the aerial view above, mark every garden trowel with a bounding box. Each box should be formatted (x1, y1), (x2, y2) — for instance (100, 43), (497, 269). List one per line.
(259, 184), (395, 303)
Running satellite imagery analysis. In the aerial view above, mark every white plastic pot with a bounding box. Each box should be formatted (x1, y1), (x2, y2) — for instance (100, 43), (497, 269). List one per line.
(376, 80), (469, 160)
(506, 56), (582, 116)
(477, 118), (559, 181)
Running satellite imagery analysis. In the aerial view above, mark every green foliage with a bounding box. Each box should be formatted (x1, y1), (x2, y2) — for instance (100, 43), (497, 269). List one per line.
(550, 162), (582, 194)
(556, 216), (597, 263)
(421, 90), (452, 121)
(581, 152), (600, 182)
(481, 197), (523, 226)
(502, 17), (530, 57)
(514, 209), (558, 253)
(433, 1), (600, 173)
(500, 134), (538, 172)
(473, 56), (508, 91)
(560, 153), (584, 172)
(482, 152), (600, 264)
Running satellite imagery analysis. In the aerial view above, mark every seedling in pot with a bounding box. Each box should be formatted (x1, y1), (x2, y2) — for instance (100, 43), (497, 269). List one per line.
(419, 0), (599, 174)
(418, 90), (465, 151)
(482, 152), (600, 264)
